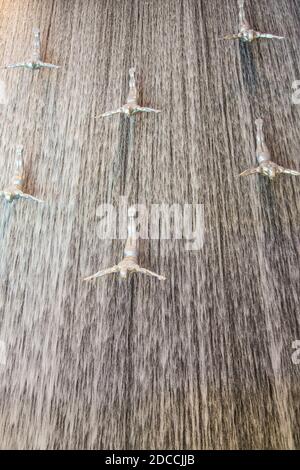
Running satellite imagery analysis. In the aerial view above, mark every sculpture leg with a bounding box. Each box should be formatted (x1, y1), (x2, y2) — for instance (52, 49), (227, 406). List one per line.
(33, 28), (42, 62)
(127, 67), (138, 104)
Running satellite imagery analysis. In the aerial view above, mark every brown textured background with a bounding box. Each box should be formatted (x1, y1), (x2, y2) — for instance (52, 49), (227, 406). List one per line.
(0, 0), (299, 450)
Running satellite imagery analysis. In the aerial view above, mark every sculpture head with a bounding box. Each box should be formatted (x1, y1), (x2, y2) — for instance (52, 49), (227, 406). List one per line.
(120, 268), (128, 279)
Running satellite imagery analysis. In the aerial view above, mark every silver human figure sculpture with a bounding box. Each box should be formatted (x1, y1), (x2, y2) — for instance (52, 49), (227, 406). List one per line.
(84, 208), (166, 281)
(0, 147), (44, 204)
(2, 28), (60, 70)
(240, 119), (300, 181)
(97, 67), (161, 118)
(223, 0), (284, 42)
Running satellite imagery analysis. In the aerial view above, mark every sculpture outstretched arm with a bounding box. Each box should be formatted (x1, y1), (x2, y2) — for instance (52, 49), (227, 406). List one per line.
(2, 62), (28, 69)
(281, 168), (300, 176)
(96, 108), (123, 118)
(84, 265), (119, 281)
(18, 192), (44, 203)
(137, 267), (166, 281)
(135, 106), (161, 114)
(222, 34), (240, 41)
(39, 62), (60, 69)
(258, 33), (284, 40)
(240, 167), (260, 177)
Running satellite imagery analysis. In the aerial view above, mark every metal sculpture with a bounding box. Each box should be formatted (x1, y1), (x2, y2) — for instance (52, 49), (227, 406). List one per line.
(97, 68), (161, 118)
(2, 28), (60, 70)
(84, 208), (166, 281)
(223, 0), (284, 43)
(240, 119), (300, 180)
(0, 146), (43, 203)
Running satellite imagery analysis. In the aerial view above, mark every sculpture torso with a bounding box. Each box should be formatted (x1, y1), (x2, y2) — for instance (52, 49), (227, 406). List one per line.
(259, 161), (283, 180)
(121, 103), (137, 116)
(118, 256), (140, 278)
(26, 61), (42, 70)
(239, 24), (259, 42)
